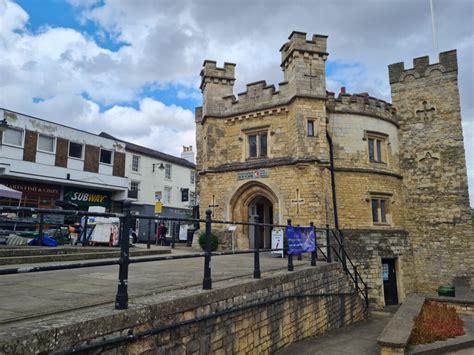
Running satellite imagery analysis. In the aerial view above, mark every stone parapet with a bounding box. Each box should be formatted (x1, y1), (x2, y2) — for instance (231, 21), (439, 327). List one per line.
(327, 91), (398, 125)
(388, 50), (457, 84)
(280, 31), (328, 68)
(0, 263), (366, 354)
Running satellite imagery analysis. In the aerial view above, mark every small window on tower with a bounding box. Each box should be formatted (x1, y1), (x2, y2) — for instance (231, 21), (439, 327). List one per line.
(370, 195), (391, 225)
(245, 130), (268, 159)
(366, 132), (387, 163)
(307, 120), (315, 137)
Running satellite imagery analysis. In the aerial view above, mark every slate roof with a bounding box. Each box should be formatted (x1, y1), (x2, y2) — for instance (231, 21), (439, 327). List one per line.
(99, 132), (195, 169)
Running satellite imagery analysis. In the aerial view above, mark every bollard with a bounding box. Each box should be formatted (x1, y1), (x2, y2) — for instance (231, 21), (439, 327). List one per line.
(115, 200), (132, 310)
(202, 209), (212, 290)
(147, 219), (151, 249)
(310, 222), (316, 267)
(253, 214), (261, 279)
(287, 219), (294, 272)
(82, 216), (89, 247)
(325, 224), (332, 263)
(171, 223), (176, 249)
(38, 213), (44, 246)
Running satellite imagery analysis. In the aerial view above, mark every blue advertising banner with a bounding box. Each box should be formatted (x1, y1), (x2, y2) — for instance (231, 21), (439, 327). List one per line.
(286, 226), (316, 255)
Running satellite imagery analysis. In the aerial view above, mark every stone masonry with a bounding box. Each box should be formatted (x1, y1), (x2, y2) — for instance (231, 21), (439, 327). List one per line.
(196, 31), (472, 307)
(389, 52), (474, 291)
(0, 264), (365, 354)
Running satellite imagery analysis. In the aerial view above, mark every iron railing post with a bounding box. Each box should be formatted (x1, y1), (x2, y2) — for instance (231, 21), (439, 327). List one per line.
(287, 219), (293, 272)
(38, 213), (44, 246)
(171, 222), (176, 249)
(202, 209), (212, 290)
(147, 219), (151, 249)
(253, 214), (261, 279)
(326, 224), (332, 263)
(82, 216), (89, 247)
(365, 285), (369, 309)
(339, 230), (347, 270)
(310, 222), (316, 266)
(115, 200), (132, 310)
(354, 265), (358, 292)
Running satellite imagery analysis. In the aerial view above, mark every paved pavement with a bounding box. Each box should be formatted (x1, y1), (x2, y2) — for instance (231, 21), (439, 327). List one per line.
(276, 310), (395, 355)
(0, 244), (307, 324)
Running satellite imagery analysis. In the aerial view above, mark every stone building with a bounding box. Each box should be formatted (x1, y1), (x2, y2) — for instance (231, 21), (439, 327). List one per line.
(195, 31), (473, 307)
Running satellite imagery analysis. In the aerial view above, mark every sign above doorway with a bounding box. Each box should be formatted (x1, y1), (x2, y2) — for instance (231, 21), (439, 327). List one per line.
(237, 169), (269, 180)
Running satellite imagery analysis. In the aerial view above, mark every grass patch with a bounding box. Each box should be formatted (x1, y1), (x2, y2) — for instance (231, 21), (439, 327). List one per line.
(410, 301), (465, 345)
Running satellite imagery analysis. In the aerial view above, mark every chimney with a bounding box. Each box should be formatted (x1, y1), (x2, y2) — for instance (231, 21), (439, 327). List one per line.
(181, 145), (195, 163)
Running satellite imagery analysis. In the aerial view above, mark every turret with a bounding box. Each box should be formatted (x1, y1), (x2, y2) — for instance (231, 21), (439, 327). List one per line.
(200, 60), (236, 117)
(280, 31), (328, 98)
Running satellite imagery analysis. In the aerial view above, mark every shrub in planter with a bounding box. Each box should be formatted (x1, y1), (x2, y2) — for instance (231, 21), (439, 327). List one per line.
(410, 301), (465, 345)
(198, 232), (219, 251)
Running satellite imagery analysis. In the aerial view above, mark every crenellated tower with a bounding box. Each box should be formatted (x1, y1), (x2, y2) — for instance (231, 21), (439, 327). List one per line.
(200, 61), (236, 118)
(389, 50), (473, 291)
(280, 31), (328, 98)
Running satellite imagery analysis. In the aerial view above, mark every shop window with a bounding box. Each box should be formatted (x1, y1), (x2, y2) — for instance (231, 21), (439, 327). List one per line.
(132, 155), (140, 172)
(307, 119), (315, 137)
(2, 128), (23, 147)
(100, 149), (112, 164)
(371, 196), (391, 225)
(367, 132), (387, 163)
(165, 163), (172, 180)
(247, 131), (267, 158)
(164, 186), (172, 204)
(38, 134), (55, 153)
(68, 142), (83, 159)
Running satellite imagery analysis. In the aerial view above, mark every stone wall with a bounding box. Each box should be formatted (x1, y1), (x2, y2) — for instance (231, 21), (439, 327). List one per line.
(389, 50), (474, 291)
(342, 229), (415, 308)
(0, 263), (366, 355)
(335, 172), (404, 229)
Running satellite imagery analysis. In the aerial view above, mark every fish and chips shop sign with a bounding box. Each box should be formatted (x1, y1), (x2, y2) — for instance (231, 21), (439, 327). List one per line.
(237, 169), (269, 180)
(64, 187), (112, 209)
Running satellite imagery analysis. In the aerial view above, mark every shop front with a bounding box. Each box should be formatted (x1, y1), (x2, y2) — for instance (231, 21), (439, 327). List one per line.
(0, 179), (60, 208)
(63, 186), (113, 211)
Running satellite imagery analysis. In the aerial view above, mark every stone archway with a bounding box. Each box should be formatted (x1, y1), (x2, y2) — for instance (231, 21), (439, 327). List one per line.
(229, 181), (279, 249)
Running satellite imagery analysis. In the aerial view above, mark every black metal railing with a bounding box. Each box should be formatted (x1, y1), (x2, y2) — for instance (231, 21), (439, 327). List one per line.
(0, 203), (369, 310)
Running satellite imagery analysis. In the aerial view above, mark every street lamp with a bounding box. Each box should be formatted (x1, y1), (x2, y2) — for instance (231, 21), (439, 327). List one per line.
(0, 118), (9, 132)
(152, 162), (165, 172)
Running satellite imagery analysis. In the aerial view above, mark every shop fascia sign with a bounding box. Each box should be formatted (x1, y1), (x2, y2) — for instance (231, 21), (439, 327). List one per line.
(237, 169), (269, 180)
(63, 187), (112, 207)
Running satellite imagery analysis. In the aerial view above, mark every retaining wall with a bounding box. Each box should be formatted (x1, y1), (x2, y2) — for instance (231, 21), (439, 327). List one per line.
(0, 263), (365, 354)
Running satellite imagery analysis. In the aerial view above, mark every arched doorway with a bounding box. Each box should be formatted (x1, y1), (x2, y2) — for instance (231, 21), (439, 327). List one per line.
(248, 195), (273, 248)
(229, 181), (278, 249)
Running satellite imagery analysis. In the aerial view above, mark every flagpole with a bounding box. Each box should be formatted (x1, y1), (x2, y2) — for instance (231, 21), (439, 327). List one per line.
(430, 0), (438, 56)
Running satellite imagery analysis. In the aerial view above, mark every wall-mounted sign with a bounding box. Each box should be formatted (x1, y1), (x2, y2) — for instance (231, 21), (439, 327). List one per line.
(63, 186), (112, 209)
(154, 201), (162, 214)
(237, 169), (269, 180)
(0, 179), (60, 198)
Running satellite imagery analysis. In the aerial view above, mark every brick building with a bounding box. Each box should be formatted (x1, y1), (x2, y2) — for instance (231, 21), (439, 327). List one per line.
(195, 31), (473, 307)
(0, 108), (128, 212)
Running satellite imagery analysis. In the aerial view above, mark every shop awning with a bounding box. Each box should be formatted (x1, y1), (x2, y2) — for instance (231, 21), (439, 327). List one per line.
(0, 184), (22, 200)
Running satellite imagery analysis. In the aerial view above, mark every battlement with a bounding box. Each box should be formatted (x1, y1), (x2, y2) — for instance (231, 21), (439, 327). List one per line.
(388, 50), (457, 84)
(327, 91), (398, 125)
(280, 31), (328, 68)
(200, 60), (236, 91)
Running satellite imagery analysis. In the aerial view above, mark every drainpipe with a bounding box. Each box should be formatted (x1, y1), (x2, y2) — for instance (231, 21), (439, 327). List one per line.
(326, 131), (339, 230)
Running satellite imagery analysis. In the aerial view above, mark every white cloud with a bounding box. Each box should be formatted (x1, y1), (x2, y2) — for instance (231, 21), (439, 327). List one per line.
(0, 0), (473, 203)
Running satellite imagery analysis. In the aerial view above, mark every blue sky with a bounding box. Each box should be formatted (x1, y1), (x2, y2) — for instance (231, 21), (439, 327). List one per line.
(1, 0), (473, 204)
